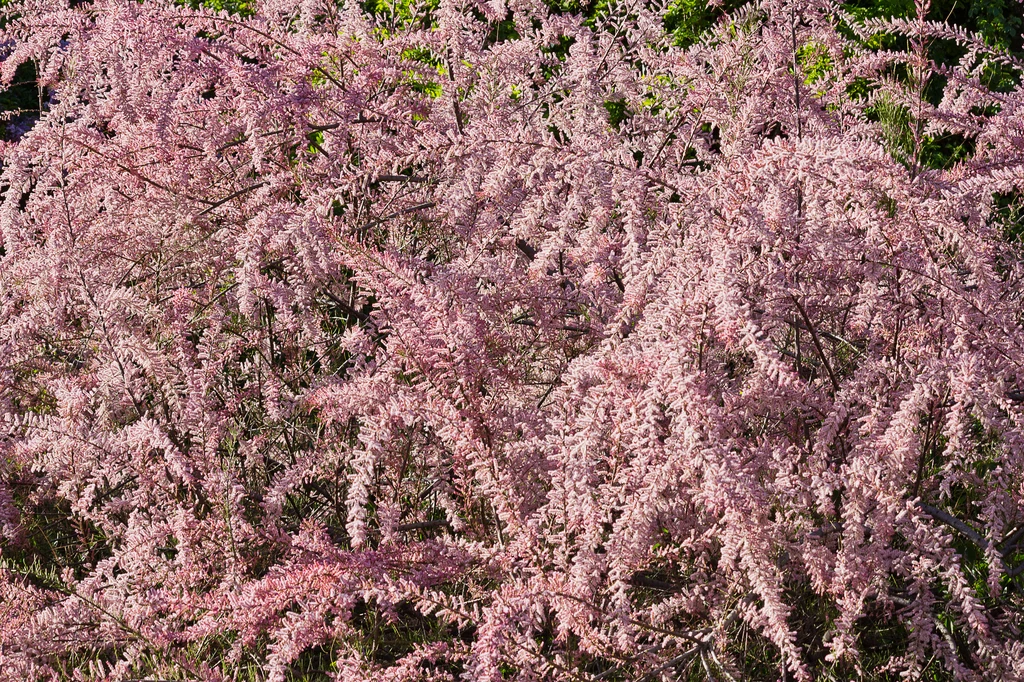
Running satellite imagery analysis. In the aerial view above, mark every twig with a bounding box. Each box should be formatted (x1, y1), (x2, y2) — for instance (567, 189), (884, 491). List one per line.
(784, 317), (863, 357)
(639, 645), (701, 681)
(914, 503), (1024, 576)
(515, 238), (537, 260)
(919, 503), (990, 552)
(376, 174), (427, 183)
(358, 201), (436, 233)
(196, 181), (267, 216)
(395, 519), (450, 532)
(323, 290), (369, 323)
(628, 572), (680, 592)
(1000, 526), (1024, 555)
(791, 297), (840, 392)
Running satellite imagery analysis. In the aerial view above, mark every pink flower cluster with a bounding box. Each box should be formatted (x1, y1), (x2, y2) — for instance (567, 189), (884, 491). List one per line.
(0, 0), (1022, 679)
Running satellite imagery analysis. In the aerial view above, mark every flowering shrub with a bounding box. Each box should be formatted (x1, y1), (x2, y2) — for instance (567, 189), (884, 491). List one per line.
(0, 0), (1023, 679)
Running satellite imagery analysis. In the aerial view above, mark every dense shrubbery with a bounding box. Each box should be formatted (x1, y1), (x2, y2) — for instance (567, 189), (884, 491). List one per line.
(1, 0), (1023, 679)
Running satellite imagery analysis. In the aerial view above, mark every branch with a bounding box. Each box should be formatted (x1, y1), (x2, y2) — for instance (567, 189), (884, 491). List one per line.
(75, 139), (202, 203)
(376, 174), (427, 183)
(358, 201), (435, 233)
(918, 503), (990, 552)
(628, 572), (681, 592)
(515, 238), (537, 260)
(784, 316), (864, 356)
(913, 504), (1024, 578)
(790, 297), (840, 392)
(610, 269), (625, 293)
(196, 181), (267, 216)
(322, 290), (368, 323)
(999, 525), (1024, 556)
(395, 519), (450, 532)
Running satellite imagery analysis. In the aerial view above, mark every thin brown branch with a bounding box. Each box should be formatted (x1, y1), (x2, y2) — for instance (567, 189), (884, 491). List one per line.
(791, 297), (840, 392)
(196, 181), (267, 216)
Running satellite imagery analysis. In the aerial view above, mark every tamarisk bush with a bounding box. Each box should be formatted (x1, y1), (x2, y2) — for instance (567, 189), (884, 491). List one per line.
(1, 0), (1023, 678)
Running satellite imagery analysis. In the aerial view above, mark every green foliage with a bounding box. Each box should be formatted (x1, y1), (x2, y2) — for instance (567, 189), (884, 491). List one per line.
(843, 0), (915, 21)
(918, 132), (975, 170)
(663, 0), (746, 47)
(603, 98), (629, 129)
(935, 0), (1023, 54)
(797, 40), (833, 85)
(994, 192), (1024, 245)
(399, 46), (444, 98)
(866, 84), (975, 172)
(180, 0), (255, 15)
(484, 16), (520, 47)
(0, 61), (39, 139)
(362, 0), (440, 33)
(545, 0), (591, 15)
